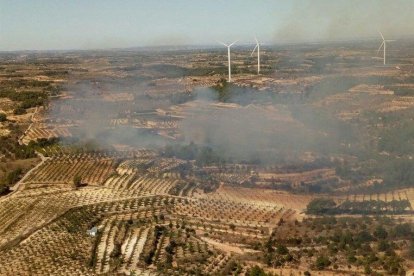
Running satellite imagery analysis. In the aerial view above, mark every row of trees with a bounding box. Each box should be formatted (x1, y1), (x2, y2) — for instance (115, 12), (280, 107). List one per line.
(143, 225), (165, 265)
(307, 198), (412, 215)
(162, 142), (224, 166)
(338, 199), (411, 214)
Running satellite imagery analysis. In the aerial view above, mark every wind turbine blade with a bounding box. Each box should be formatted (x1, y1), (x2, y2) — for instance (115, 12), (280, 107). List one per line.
(250, 44), (258, 56)
(228, 40), (238, 47)
(216, 40), (228, 47)
(377, 41), (384, 55)
(378, 31), (385, 41)
(254, 37), (259, 44)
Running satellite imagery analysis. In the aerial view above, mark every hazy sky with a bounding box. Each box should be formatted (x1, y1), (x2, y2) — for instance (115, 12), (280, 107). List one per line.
(1, 0), (414, 51)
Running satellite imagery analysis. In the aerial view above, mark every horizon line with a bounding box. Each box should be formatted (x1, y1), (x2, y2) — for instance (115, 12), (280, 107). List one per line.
(2, 35), (414, 53)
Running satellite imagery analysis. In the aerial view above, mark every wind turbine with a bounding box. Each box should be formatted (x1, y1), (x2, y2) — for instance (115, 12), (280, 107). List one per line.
(218, 40), (237, 82)
(377, 31), (395, 65)
(250, 37), (260, 75)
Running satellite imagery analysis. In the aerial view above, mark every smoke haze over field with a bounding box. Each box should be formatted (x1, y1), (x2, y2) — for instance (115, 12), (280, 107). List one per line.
(52, 74), (359, 164)
(50, 78), (172, 149)
(177, 86), (359, 163)
(179, 97), (313, 162)
(277, 0), (414, 43)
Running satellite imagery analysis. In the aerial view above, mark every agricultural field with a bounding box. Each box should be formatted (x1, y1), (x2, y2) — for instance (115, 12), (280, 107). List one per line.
(1, 40), (414, 275)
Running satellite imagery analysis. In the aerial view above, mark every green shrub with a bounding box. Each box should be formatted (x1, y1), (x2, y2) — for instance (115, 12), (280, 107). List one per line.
(315, 255), (331, 270)
(13, 107), (26, 115)
(248, 265), (268, 276)
(0, 113), (6, 122)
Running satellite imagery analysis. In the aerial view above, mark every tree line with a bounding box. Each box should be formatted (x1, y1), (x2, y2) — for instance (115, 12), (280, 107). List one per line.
(307, 198), (412, 215)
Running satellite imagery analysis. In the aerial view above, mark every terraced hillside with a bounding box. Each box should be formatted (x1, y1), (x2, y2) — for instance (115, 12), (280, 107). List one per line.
(0, 151), (308, 275)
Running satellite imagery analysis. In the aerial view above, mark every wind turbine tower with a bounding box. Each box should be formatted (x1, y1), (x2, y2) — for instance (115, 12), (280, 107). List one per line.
(218, 40), (237, 82)
(377, 31), (395, 65)
(251, 37), (261, 75)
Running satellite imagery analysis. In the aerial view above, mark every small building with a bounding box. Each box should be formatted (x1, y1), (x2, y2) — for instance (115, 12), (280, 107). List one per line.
(87, 226), (98, 237)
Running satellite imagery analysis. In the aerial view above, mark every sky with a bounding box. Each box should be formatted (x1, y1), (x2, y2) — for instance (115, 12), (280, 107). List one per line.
(1, 0), (414, 51)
